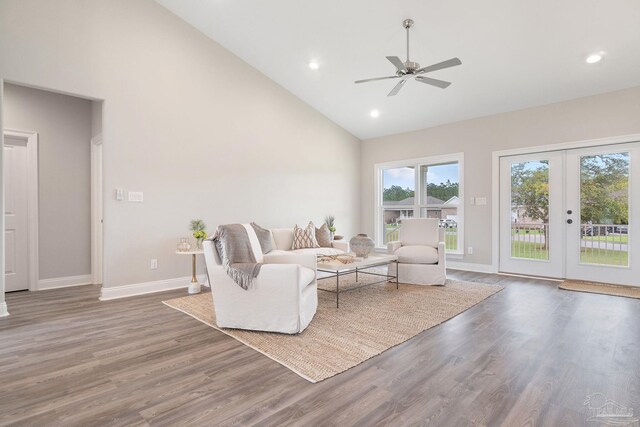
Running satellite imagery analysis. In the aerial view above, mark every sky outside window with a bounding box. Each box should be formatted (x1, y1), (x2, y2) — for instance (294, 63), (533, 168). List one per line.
(383, 163), (459, 189)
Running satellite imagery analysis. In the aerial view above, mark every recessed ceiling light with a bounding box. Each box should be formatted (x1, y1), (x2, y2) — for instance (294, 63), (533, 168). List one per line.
(370, 109), (380, 118)
(308, 61), (319, 70)
(586, 53), (603, 64)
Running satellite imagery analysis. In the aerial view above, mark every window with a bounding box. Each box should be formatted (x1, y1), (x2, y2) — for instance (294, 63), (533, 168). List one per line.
(382, 167), (415, 245)
(376, 154), (463, 254)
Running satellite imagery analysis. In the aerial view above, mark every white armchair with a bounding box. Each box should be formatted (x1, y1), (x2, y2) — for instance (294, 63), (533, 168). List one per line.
(387, 218), (446, 285)
(203, 235), (318, 334)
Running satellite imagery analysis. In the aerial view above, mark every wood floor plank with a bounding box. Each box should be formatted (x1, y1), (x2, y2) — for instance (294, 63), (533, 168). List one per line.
(1, 272), (639, 426)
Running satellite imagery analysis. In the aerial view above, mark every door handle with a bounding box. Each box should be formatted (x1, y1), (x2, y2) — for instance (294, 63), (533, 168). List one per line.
(567, 219), (573, 224)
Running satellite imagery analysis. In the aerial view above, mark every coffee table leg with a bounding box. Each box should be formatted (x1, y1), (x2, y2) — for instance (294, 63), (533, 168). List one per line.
(396, 261), (399, 290)
(336, 272), (340, 308)
(355, 267), (358, 282)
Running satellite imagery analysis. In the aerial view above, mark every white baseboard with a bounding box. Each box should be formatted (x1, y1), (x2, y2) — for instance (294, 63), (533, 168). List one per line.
(99, 274), (209, 301)
(447, 261), (497, 274)
(38, 274), (92, 290)
(0, 302), (9, 317)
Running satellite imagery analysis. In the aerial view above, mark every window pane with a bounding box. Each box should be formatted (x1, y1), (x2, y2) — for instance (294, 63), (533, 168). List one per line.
(382, 167), (415, 245)
(510, 160), (549, 260)
(420, 162), (459, 251)
(383, 209), (413, 244)
(382, 167), (415, 205)
(579, 153), (629, 266)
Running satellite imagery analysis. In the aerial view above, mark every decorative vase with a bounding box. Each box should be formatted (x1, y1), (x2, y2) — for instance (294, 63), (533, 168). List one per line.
(177, 238), (191, 252)
(195, 238), (203, 250)
(350, 234), (375, 258)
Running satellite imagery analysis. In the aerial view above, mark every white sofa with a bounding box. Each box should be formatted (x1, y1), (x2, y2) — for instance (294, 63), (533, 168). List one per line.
(387, 218), (446, 285)
(269, 228), (349, 255)
(203, 225), (348, 334)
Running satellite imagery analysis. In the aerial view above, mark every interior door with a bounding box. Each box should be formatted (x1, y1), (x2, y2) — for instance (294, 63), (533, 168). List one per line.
(499, 152), (564, 278)
(565, 142), (640, 285)
(4, 137), (30, 291)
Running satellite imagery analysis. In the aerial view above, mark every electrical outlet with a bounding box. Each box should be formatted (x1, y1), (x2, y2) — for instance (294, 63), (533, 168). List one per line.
(150, 259), (158, 270)
(467, 246), (473, 254)
(128, 191), (144, 202)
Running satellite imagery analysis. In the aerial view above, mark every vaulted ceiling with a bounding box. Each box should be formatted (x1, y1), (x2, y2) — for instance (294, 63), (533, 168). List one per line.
(156, 0), (640, 140)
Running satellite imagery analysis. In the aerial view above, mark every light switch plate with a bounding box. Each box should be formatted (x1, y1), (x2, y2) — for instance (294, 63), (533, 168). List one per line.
(469, 197), (475, 205)
(128, 191), (144, 202)
(115, 188), (124, 201)
(476, 197), (487, 206)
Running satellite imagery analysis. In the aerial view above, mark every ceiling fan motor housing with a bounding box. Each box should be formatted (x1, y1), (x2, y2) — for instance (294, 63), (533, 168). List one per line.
(403, 61), (420, 73)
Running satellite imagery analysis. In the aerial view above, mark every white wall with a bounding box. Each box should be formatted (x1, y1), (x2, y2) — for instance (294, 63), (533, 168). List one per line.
(4, 83), (92, 280)
(361, 86), (640, 267)
(0, 0), (361, 293)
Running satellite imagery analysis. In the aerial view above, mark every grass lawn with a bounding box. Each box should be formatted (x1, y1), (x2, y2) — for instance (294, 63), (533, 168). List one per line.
(583, 235), (628, 244)
(511, 242), (549, 260)
(581, 249), (628, 265)
(385, 224), (400, 242)
(512, 242), (628, 265)
(444, 229), (458, 251)
(385, 224), (458, 251)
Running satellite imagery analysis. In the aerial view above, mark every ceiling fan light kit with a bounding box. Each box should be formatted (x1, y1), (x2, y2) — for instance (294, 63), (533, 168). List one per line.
(355, 19), (462, 96)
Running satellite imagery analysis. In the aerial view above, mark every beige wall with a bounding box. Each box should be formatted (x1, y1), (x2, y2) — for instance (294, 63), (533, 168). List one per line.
(4, 83), (92, 280)
(91, 101), (103, 139)
(0, 0), (361, 290)
(361, 86), (640, 267)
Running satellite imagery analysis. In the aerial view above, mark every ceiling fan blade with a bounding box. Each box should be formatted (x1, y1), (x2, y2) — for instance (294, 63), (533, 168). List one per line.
(355, 75), (400, 84)
(417, 57), (462, 74)
(415, 75), (451, 89)
(386, 56), (406, 71)
(387, 79), (407, 97)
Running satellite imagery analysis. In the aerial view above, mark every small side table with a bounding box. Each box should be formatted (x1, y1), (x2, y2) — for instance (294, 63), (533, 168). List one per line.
(176, 250), (205, 294)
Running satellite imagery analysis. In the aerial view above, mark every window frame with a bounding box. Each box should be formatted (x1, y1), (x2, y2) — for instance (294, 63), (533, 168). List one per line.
(374, 153), (465, 255)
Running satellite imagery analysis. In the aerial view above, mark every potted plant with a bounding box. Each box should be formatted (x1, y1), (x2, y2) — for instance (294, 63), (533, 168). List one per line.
(190, 219), (207, 249)
(325, 215), (336, 240)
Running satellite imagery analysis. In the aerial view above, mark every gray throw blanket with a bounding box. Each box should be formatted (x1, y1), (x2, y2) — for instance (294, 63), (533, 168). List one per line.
(212, 224), (262, 290)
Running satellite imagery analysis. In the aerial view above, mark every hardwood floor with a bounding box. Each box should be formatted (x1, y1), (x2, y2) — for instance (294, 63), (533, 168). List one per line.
(1, 271), (639, 426)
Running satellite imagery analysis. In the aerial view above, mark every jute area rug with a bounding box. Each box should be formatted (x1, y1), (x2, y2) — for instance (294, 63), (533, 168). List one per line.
(163, 275), (503, 382)
(559, 280), (640, 299)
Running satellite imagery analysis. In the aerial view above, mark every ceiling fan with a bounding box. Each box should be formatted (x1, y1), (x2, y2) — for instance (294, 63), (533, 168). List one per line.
(355, 19), (462, 97)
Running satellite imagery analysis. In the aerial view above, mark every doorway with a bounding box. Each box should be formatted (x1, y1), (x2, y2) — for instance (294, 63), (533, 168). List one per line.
(499, 142), (640, 285)
(3, 83), (104, 293)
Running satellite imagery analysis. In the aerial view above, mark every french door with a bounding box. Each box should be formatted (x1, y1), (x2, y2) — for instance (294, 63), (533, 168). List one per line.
(500, 142), (640, 286)
(499, 151), (564, 277)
